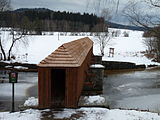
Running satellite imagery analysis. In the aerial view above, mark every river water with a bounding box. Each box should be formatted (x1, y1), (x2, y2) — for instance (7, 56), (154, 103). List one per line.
(0, 72), (38, 111)
(0, 69), (160, 112)
(103, 68), (160, 112)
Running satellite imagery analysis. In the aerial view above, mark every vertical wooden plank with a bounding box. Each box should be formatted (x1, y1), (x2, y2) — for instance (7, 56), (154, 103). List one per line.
(48, 68), (51, 107)
(43, 69), (46, 107)
(65, 68), (70, 107)
(71, 68), (77, 107)
(44, 68), (51, 108)
(45, 68), (49, 107)
(65, 68), (68, 106)
(38, 67), (51, 108)
(38, 67), (44, 108)
(38, 68), (41, 108)
(65, 68), (77, 108)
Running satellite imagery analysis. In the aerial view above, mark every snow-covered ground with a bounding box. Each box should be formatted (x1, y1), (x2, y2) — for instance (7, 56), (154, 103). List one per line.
(1, 28), (159, 66)
(24, 97), (38, 107)
(0, 109), (40, 120)
(1, 96), (160, 120)
(1, 107), (160, 120)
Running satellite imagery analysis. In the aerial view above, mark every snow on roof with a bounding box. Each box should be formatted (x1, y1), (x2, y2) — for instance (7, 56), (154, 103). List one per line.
(38, 37), (93, 67)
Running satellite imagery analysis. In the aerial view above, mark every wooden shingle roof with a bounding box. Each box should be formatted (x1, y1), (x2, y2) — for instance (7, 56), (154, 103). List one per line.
(38, 37), (93, 67)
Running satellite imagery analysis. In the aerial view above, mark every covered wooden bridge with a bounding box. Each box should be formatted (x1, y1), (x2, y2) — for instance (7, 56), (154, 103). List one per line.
(38, 37), (93, 108)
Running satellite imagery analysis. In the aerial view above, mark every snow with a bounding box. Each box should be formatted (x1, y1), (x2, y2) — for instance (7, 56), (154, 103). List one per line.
(53, 109), (77, 119)
(99, 29), (160, 66)
(1, 28), (159, 66)
(24, 97), (38, 107)
(103, 54), (159, 66)
(24, 95), (106, 107)
(83, 95), (106, 105)
(105, 108), (160, 120)
(0, 109), (40, 120)
(1, 107), (160, 120)
(48, 107), (160, 120)
(14, 66), (28, 69)
(79, 95), (107, 107)
(14, 35), (86, 64)
(90, 64), (105, 68)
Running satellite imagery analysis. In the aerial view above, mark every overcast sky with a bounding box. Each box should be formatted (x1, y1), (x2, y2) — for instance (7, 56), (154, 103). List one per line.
(10, 0), (135, 24)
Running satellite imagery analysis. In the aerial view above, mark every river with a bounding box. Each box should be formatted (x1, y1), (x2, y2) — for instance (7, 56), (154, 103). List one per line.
(103, 68), (160, 112)
(0, 69), (160, 112)
(0, 72), (38, 111)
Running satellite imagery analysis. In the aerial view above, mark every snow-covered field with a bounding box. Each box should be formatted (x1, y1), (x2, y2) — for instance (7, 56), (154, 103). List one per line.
(1, 28), (159, 66)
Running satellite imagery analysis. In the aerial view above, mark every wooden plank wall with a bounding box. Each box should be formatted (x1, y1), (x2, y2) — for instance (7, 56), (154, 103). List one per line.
(65, 68), (77, 108)
(76, 47), (93, 103)
(38, 67), (51, 108)
(65, 47), (93, 108)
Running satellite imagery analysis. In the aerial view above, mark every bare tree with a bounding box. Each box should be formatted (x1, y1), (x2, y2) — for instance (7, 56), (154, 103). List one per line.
(123, 0), (160, 61)
(143, 38), (155, 54)
(0, 0), (11, 11)
(0, 13), (29, 61)
(0, 0), (11, 60)
(8, 28), (28, 60)
(101, 8), (112, 21)
(0, 36), (6, 60)
(86, 0), (121, 18)
(144, 0), (160, 8)
(0, 28), (28, 61)
(95, 32), (112, 56)
(123, 1), (157, 28)
(123, 0), (160, 27)
(90, 3), (113, 56)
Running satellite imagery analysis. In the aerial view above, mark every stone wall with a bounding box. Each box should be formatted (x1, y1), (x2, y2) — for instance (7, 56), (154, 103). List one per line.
(93, 55), (102, 64)
(82, 55), (104, 95)
(102, 61), (146, 70)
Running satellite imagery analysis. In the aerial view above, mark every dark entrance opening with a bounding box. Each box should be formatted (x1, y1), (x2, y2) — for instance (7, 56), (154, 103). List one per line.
(51, 69), (66, 107)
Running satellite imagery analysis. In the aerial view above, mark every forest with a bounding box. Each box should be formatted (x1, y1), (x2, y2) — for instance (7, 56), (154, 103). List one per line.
(0, 8), (105, 33)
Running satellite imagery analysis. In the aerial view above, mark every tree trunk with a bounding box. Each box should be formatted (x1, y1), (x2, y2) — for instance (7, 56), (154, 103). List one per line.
(7, 41), (14, 61)
(0, 38), (6, 61)
(7, 30), (14, 61)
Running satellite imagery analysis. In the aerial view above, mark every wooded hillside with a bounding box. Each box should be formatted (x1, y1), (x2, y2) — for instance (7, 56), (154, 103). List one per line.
(0, 8), (105, 33)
